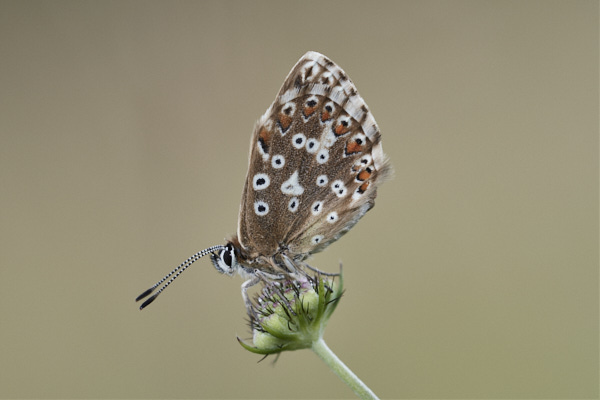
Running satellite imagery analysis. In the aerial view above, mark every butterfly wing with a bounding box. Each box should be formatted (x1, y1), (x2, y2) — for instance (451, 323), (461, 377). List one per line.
(237, 51), (391, 263)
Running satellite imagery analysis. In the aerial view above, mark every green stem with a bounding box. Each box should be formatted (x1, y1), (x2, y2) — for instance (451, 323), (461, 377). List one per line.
(311, 338), (379, 400)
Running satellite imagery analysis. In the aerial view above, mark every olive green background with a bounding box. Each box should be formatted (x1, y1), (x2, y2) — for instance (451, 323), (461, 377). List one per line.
(0, 1), (597, 398)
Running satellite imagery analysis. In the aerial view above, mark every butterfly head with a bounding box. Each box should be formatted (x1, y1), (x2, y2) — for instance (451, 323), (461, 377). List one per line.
(210, 242), (239, 276)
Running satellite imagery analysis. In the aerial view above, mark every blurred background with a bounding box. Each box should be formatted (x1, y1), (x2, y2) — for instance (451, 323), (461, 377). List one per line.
(0, 1), (597, 398)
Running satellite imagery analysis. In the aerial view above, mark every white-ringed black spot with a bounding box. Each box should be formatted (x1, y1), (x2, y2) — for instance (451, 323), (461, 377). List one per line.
(271, 155), (285, 169)
(326, 211), (338, 223)
(311, 235), (324, 245)
(252, 173), (270, 190)
(316, 148), (329, 164)
(288, 197), (300, 213)
(306, 138), (319, 154)
(331, 180), (347, 198)
(311, 201), (323, 215)
(292, 133), (306, 149)
(316, 175), (328, 187)
(254, 201), (269, 216)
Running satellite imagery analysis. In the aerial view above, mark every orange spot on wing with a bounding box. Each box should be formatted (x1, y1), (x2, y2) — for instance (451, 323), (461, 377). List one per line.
(345, 141), (363, 155)
(304, 106), (317, 117)
(258, 127), (273, 153)
(278, 114), (292, 131)
(358, 181), (370, 193)
(357, 169), (372, 181)
(334, 123), (350, 136)
(321, 110), (331, 121)
(259, 127), (271, 143)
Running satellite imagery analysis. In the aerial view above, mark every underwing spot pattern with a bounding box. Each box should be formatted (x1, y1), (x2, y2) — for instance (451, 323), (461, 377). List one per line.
(311, 201), (323, 215)
(303, 96), (319, 120)
(292, 133), (306, 149)
(253, 173), (271, 190)
(254, 201), (269, 216)
(280, 171), (304, 196)
(331, 180), (347, 198)
(311, 235), (324, 245)
(326, 211), (339, 224)
(321, 102), (335, 123)
(316, 175), (328, 187)
(244, 51), (390, 253)
(306, 138), (319, 153)
(288, 197), (300, 213)
(277, 102), (296, 134)
(316, 149), (329, 164)
(272, 155), (285, 169)
(334, 116), (352, 136)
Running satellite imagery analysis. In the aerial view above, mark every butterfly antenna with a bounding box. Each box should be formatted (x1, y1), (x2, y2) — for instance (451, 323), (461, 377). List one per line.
(135, 245), (226, 310)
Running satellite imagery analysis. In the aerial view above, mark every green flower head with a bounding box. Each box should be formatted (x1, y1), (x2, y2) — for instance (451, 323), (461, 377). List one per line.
(238, 273), (343, 355)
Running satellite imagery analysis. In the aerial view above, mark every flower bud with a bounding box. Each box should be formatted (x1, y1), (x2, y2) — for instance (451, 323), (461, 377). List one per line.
(238, 273), (343, 355)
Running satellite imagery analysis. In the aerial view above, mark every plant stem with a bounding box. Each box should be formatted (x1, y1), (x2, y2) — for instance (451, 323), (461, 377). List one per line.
(311, 337), (379, 400)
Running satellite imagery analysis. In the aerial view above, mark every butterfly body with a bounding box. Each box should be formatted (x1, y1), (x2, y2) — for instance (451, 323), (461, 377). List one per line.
(136, 51), (391, 311)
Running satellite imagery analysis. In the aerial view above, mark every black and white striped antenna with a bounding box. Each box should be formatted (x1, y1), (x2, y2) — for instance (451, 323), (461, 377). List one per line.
(135, 245), (226, 310)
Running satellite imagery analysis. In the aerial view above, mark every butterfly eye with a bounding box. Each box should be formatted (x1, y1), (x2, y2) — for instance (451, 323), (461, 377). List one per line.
(220, 243), (237, 268)
(211, 244), (237, 275)
(221, 248), (232, 267)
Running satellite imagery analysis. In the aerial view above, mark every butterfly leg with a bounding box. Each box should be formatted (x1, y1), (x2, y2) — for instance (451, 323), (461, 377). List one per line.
(241, 275), (260, 319)
(299, 260), (341, 276)
(281, 254), (301, 274)
(241, 270), (287, 319)
(280, 253), (341, 277)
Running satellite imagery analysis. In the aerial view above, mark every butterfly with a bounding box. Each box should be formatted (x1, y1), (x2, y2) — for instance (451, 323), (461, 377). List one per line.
(136, 51), (391, 312)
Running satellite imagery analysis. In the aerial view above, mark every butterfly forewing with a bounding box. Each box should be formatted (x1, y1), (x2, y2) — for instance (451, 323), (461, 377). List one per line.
(237, 52), (391, 263)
